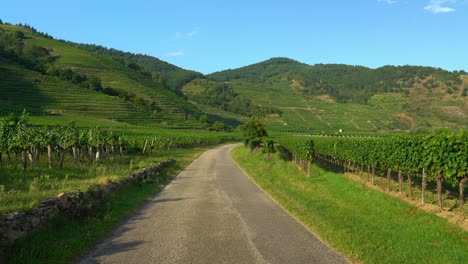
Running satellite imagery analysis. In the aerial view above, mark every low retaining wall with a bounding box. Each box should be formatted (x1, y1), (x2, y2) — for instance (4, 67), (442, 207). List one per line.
(0, 160), (174, 248)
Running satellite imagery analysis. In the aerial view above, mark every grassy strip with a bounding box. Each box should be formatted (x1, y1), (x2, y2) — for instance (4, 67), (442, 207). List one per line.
(231, 146), (468, 264)
(0, 153), (161, 214)
(4, 146), (212, 263)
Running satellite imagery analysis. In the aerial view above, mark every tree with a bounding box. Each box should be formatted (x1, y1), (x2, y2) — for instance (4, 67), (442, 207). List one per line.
(209, 121), (227, 132)
(14, 31), (24, 39)
(199, 114), (208, 124)
(127, 62), (140, 71)
(152, 72), (165, 86)
(263, 139), (275, 160)
(240, 116), (268, 151)
(88, 76), (103, 91)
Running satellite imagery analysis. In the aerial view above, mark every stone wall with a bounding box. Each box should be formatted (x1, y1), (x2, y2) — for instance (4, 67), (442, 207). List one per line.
(0, 160), (174, 250)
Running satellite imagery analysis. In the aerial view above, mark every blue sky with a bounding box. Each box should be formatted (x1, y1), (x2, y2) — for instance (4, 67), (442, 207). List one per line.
(1, 0), (467, 74)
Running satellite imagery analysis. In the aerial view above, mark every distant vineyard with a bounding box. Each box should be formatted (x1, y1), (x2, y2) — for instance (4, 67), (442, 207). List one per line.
(0, 111), (240, 171)
(276, 132), (468, 218)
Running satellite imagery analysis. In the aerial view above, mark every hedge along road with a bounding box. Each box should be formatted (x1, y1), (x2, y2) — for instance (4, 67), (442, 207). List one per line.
(78, 144), (347, 264)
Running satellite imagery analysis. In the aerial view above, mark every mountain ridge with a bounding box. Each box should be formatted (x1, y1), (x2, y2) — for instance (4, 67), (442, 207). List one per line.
(1, 21), (467, 132)
(188, 57), (468, 132)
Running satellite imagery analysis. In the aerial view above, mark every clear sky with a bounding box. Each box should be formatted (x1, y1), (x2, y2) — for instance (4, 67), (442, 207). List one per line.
(1, 0), (467, 74)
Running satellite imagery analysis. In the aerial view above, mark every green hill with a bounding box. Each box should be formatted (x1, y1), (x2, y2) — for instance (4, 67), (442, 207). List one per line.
(0, 23), (202, 126)
(1, 22), (467, 132)
(74, 43), (203, 92)
(181, 58), (468, 133)
(208, 57), (466, 103)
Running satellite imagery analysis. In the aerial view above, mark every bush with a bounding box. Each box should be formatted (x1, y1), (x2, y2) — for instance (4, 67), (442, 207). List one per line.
(262, 139), (275, 159)
(248, 138), (262, 152)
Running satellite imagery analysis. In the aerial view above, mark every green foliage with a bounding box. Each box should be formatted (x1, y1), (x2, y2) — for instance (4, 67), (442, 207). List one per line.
(208, 58), (463, 103)
(0, 113), (240, 214)
(240, 116), (268, 140)
(277, 137), (315, 161)
(462, 87), (468, 97)
(199, 114), (208, 124)
(0, 111), (240, 170)
(0, 24), (203, 125)
(240, 116), (268, 151)
(0, 29), (54, 72)
(1, 22), (465, 132)
(74, 43), (203, 91)
(262, 139), (275, 158)
(209, 121), (228, 132)
(0, 31), (168, 117)
(301, 132), (467, 184)
(248, 138), (262, 150)
(188, 80), (281, 117)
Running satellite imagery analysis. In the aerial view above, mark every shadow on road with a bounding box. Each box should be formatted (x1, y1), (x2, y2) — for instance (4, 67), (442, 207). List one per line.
(152, 197), (190, 203)
(77, 225), (145, 263)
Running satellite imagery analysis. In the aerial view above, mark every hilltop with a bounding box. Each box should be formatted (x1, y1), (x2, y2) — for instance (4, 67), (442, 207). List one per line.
(209, 57), (466, 103)
(181, 58), (468, 133)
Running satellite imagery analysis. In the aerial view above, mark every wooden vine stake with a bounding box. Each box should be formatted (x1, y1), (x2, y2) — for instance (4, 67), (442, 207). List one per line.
(421, 168), (427, 206)
(459, 177), (467, 221)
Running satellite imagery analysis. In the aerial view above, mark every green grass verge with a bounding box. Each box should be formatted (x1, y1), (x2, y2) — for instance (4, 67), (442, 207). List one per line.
(231, 146), (468, 264)
(0, 150), (167, 214)
(3, 146), (213, 263)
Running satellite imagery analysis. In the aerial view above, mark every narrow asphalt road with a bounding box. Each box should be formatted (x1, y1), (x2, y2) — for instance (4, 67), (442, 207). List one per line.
(78, 144), (347, 264)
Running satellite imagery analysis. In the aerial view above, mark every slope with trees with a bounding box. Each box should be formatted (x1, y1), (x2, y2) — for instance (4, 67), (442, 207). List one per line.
(0, 22), (203, 125)
(202, 58), (467, 132)
(209, 57), (465, 104)
(74, 43), (203, 92)
(182, 78), (281, 117)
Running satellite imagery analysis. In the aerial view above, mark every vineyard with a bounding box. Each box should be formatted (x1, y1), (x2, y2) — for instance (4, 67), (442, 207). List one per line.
(276, 132), (468, 219)
(0, 111), (240, 214)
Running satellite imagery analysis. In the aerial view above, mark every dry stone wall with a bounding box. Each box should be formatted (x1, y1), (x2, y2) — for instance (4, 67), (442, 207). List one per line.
(0, 160), (174, 249)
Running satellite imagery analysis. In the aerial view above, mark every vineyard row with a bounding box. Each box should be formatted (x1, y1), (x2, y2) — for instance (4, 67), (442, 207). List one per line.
(276, 132), (467, 218)
(0, 112), (240, 170)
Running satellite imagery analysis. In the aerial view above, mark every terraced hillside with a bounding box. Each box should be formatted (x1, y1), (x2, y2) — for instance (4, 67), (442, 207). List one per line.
(182, 58), (468, 133)
(0, 24), (201, 125)
(74, 43), (203, 91)
(0, 63), (164, 125)
(2, 23), (467, 132)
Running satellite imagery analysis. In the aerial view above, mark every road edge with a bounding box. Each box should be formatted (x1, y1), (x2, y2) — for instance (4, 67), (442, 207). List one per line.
(228, 145), (349, 263)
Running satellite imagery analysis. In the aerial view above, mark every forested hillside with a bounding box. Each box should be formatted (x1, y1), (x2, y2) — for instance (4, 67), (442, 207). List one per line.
(74, 43), (202, 92)
(0, 22), (202, 126)
(209, 57), (467, 103)
(1, 21), (467, 132)
(182, 78), (281, 117)
(184, 57), (467, 132)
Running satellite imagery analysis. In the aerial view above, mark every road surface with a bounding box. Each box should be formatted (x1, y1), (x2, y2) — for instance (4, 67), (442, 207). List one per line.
(78, 144), (346, 264)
